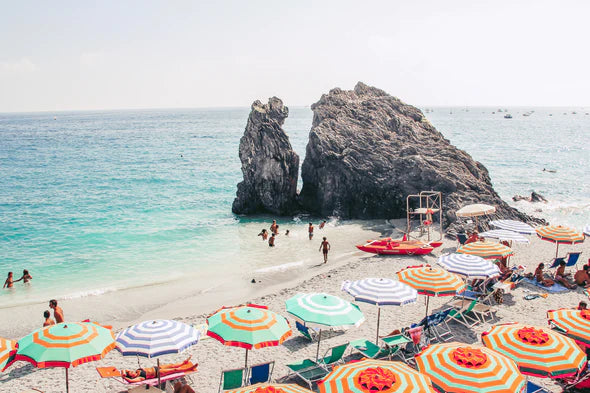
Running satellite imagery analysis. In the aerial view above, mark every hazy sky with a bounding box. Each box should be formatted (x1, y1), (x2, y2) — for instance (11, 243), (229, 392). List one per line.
(1, 0), (589, 112)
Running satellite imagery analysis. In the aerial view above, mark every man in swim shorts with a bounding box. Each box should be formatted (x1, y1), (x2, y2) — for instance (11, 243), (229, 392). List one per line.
(269, 233), (276, 247)
(308, 222), (314, 240)
(319, 237), (330, 263)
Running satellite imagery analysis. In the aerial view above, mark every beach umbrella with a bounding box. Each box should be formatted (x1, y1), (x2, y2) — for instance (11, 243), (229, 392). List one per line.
(548, 308), (590, 348)
(396, 265), (465, 318)
(207, 304), (291, 368)
(342, 278), (417, 344)
(228, 383), (313, 393)
(489, 219), (535, 235)
(286, 293), (364, 360)
(0, 338), (16, 371)
(415, 342), (526, 393)
(478, 229), (530, 244)
(116, 319), (200, 386)
(456, 241), (513, 260)
(318, 358), (435, 393)
(536, 225), (584, 257)
(456, 204), (496, 217)
(15, 322), (115, 393)
(481, 323), (586, 378)
(436, 253), (500, 279)
(584, 225), (590, 237)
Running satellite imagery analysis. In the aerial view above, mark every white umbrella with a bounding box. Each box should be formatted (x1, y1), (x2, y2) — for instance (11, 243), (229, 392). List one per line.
(479, 229), (529, 244)
(437, 253), (500, 279)
(489, 219), (535, 235)
(456, 204), (496, 217)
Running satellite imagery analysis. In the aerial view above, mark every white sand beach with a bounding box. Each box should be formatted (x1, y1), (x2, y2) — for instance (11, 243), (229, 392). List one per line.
(1, 220), (588, 392)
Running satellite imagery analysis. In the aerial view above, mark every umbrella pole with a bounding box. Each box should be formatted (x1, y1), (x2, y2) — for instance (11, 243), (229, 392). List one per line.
(556, 243), (559, 258)
(316, 329), (322, 361)
(376, 307), (381, 345)
(157, 358), (161, 388)
(65, 368), (69, 393)
(245, 348), (249, 369)
(425, 296), (430, 319)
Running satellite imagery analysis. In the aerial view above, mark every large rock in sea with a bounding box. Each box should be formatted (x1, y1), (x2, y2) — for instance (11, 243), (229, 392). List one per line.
(299, 82), (539, 229)
(232, 97), (300, 215)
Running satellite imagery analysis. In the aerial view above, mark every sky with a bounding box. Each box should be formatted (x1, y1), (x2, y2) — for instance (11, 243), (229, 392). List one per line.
(1, 0), (589, 112)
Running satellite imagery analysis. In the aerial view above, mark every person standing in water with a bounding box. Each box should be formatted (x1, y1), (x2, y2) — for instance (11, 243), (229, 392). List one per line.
(308, 223), (314, 240)
(258, 229), (268, 240)
(319, 220), (327, 229)
(269, 233), (276, 247)
(3, 272), (13, 289)
(319, 237), (330, 263)
(15, 269), (32, 284)
(270, 220), (278, 235)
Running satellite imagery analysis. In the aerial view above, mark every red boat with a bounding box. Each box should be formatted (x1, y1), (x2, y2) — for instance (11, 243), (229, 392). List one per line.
(356, 237), (442, 255)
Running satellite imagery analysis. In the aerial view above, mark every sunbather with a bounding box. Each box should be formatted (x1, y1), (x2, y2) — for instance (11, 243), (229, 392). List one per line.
(555, 261), (577, 289)
(578, 301), (587, 311)
(574, 265), (590, 288)
(121, 357), (197, 383)
(534, 263), (554, 287)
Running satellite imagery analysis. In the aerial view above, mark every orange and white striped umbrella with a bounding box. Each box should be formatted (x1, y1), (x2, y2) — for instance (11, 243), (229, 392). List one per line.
(536, 225), (584, 257)
(318, 359), (435, 393)
(0, 338), (16, 371)
(481, 323), (586, 378)
(415, 342), (526, 392)
(228, 383), (313, 393)
(456, 241), (513, 260)
(548, 308), (590, 348)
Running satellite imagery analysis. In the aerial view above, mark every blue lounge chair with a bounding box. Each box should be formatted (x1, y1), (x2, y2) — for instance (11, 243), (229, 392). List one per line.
(549, 252), (582, 271)
(526, 381), (551, 392)
(457, 233), (468, 246)
(295, 321), (319, 341)
(248, 361), (274, 385)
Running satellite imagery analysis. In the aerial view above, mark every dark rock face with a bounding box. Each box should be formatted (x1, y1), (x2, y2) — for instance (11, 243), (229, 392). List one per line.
(300, 82), (541, 229)
(232, 97), (299, 215)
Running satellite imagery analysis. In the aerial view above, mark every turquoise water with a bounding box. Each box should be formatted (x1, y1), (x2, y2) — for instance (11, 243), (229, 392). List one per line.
(1, 106), (588, 306)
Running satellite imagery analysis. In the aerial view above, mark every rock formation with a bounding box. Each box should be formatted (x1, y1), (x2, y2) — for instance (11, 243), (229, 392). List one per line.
(299, 82), (541, 230)
(232, 97), (299, 215)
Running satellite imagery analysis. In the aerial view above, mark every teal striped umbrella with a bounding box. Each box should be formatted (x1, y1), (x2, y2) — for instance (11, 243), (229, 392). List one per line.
(207, 304), (292, 367)
(286, 293), (364, 360)
(415, 342), (525, 392)
(0, 338), (16, 371)
(318, 359), (435, 392)
(15, 322), (115, 393)
(228, 383), (313, 393)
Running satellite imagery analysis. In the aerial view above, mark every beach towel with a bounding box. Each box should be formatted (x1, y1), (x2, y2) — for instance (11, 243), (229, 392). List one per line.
(523, 278), (569, 293)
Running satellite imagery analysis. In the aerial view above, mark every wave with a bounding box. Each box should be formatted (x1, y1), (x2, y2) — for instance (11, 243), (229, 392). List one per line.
(254, 260), (305, 273)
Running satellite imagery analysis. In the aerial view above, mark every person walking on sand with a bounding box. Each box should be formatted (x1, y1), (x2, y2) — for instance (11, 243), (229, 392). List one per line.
(258, 229), (268, 241)
(49, 299), (64, 323)
(319, 220), (327, 230)
(269, 233), (276, 247)
(308, 223), (314, 240)
(319, 237), (331, 263)
(15, 269), (32, 284)
(43, 310), (55, 327)
(3, 272), (14, 289)
(270, 220), (278, 235)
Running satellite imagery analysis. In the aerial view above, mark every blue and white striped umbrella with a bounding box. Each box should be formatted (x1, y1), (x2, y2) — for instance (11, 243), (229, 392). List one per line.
(437, 253), (500, 279)
(342, 278), (417, 344)
(489, 219), (535, 235)
(116, 320), (200, 358)
(341, 278), (418, 306)
(584, 225), (590, 237)
(479, 229), (530, 244)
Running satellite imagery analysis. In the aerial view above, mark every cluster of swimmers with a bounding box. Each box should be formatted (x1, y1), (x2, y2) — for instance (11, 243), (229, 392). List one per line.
(3, 269), (32, 289)
(257, 220), (331, 262)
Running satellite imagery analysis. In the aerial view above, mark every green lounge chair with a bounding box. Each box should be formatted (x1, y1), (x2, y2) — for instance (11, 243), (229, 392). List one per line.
(446, 299), (480, 328)
(286, 359), (329, 389)
(317, 343), (348, 369)
(350, 339), (395, 360)
(218, 367), (246, 392)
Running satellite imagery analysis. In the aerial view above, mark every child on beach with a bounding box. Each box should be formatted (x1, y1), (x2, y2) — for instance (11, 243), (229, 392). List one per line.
(49, 299), (64, 323)
(308, 223), (314, 240)
(3, 272), (13, 289)
(269, 233), (276, 247)
(319, 220), (327, 229)
(319, 237), (330, 263)
(258, 229), (268, 240)
(43, 310), (55, 327)
(15, 269), (32, 284)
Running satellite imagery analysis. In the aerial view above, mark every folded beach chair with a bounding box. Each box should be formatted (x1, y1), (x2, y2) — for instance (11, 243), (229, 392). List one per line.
(285, 359), (329, 389)
(350, 339), (397, 360)
(218, 367), (246, 392)
(295, 321), (319, 341)
(248, 361), (274, 385)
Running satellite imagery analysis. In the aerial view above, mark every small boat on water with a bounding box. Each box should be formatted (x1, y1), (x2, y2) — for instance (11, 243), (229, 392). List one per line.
(356, 237), (443, 256)
(504, 114), (513, 119)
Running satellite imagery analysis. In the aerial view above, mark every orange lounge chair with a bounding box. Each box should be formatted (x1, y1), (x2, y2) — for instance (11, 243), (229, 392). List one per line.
(96, 361), (197, 387)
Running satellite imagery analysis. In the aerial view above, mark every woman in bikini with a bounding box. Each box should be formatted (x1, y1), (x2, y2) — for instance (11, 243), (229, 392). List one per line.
(122, 358), (197, 383)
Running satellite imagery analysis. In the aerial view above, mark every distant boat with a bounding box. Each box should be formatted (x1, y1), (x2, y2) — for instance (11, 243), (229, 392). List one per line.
(504, 114), (512, 119)
(572, 111), (577, 114)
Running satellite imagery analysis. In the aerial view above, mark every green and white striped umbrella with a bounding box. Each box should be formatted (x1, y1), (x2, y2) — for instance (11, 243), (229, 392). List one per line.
(286, 293), (364, 359)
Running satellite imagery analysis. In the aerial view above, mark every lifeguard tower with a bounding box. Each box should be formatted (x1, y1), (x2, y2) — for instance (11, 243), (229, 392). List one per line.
(406, 191), (443, 241)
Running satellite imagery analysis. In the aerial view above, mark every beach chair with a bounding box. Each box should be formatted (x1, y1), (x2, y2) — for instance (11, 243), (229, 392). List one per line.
(380, 333), (411, 360)
(218, 367), (246, 392)
(456, 233), (468, 246)
(446, 300), (480, 328)
(400, 326), (426, 365)
(426, 309), (454, 342)
(285, 359), (329, 389)
(248, 361), (274, 385)
(96, 363), (197, 389)
(525, 381), (551, 392)
(549, 252), (582, 272)
(317, 343), (348, 369)
(295, 321), (319, 341)
(349, 339), (397, 360)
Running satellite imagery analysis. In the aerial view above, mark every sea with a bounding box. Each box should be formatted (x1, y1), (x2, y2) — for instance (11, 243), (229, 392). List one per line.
(1, 106), (589, 308)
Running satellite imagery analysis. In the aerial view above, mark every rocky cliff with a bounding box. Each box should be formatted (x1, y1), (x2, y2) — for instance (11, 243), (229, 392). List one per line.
(299, 82), (539, 229)
(232, 97), (300, 215)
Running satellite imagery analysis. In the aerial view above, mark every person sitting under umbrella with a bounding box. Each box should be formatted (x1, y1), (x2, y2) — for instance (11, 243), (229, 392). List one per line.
(554, 260), (577, 289)
(533, 263), (554, 287)
(121, 357), (197, 383)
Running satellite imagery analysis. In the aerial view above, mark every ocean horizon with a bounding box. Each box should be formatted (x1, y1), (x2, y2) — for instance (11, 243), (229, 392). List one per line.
(1, 106), (588, 308)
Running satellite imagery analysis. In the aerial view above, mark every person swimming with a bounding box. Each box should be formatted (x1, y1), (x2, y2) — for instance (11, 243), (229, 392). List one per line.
(3, 272), (13, 289)
(15, 269), (32, 284)
(258, 229), (268, 240)
(269, 233), (276, 247)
